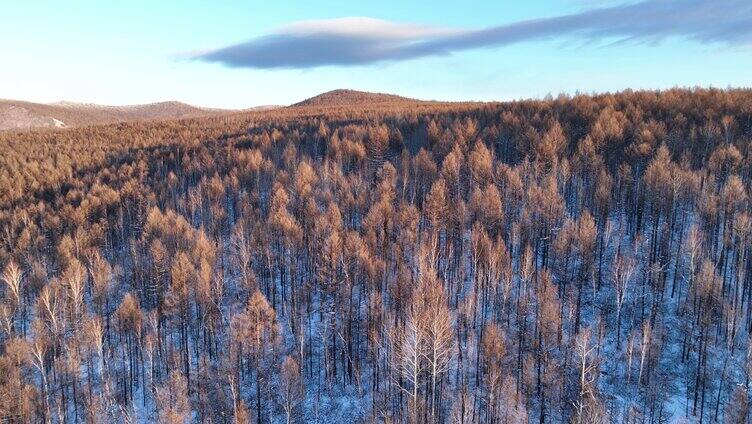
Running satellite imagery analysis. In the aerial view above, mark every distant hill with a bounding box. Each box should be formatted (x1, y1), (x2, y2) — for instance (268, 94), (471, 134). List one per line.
(243, 105), (283, 112)
(291, 89), (422, 108)
(0, 99), (235, 131)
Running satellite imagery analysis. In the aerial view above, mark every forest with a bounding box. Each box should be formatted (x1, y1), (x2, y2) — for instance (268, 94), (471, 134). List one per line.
(1, 88), (752, 423)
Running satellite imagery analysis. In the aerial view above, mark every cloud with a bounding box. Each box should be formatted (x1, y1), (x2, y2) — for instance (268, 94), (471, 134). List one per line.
(195, 17), (461, 69)
(193, 0), (752, 69)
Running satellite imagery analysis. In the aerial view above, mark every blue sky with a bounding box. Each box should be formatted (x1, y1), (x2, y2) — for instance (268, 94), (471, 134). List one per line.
(1, 0), (750, 108)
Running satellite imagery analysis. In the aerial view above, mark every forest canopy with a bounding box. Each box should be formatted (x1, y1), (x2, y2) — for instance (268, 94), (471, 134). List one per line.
(1, 87), (752, 423)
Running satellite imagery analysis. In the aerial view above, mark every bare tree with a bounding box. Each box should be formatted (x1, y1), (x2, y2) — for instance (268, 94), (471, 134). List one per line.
(611, 253), (635, 349)
(278, 356), (303, 424)
(390, 306), (425, 424)
(0, 261), (22, 335)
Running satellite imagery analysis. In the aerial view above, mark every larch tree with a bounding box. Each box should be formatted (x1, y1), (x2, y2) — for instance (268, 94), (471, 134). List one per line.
(231, 289), (279, 424)
(154, 371), (190, 424)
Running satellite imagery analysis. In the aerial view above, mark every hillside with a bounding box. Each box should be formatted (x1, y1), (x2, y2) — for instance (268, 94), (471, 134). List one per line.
(0, 99), (234, 131)
(0, 90), (433, 131)
(3, 88), (752, 423)
(291, 89), (423, 108)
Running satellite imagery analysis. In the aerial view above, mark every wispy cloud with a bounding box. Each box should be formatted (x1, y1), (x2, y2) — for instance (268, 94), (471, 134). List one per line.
(193, 0), (752, 69)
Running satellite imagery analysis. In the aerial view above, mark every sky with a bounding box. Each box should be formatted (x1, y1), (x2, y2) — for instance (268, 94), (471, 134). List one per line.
(1, 0), (751, 108)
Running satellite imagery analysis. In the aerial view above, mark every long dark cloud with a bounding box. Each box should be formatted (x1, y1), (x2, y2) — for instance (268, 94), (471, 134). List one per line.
(193, 0), (752, 69)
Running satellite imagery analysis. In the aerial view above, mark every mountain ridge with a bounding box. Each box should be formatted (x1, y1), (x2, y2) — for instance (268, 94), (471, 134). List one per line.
(0, 99), (236, 131)
(1, 89), (430, 131)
